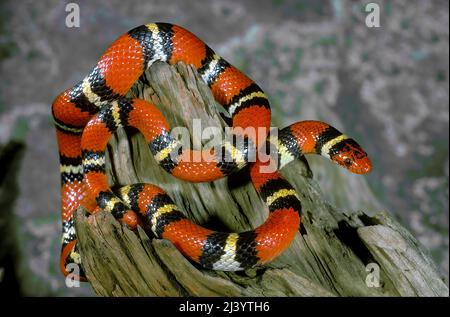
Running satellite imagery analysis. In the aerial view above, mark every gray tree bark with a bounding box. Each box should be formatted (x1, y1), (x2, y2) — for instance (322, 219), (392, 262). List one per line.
(74, 62), (448, 297)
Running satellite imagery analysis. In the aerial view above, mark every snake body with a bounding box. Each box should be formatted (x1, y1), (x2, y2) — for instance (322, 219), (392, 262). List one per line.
(52, 23), (371, 278)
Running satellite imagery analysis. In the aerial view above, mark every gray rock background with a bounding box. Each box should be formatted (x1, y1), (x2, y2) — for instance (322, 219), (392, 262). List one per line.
(0, 0), (448, 296)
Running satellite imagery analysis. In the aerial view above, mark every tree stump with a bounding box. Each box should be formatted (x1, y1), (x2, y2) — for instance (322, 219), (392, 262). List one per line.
(74, 62), (448, 297)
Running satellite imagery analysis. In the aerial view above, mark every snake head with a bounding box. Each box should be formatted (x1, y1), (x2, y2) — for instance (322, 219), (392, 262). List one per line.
(330, 139), (372, 174)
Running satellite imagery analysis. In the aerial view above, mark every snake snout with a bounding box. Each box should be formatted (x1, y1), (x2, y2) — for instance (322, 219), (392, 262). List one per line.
(348, 156), (372, 174)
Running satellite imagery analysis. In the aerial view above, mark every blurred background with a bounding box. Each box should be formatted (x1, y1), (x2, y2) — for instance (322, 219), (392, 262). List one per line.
(0, 0), (448, 296)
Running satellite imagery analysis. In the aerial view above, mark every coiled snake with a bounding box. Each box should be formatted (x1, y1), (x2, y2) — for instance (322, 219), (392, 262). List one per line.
(52, 23), (372, 279)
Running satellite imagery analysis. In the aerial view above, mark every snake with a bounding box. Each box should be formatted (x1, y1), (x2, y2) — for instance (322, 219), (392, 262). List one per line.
(52, 23), (372, 279)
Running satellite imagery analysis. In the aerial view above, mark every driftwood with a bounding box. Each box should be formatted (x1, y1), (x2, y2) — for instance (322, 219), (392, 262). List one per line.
(74, 62), (448, 297)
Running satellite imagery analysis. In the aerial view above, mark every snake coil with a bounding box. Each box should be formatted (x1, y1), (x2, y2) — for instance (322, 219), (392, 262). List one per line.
(52, 23), (372, 279)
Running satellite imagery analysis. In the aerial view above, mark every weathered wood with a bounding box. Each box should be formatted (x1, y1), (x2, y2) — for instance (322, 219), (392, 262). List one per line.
(74, 62), (449, 297)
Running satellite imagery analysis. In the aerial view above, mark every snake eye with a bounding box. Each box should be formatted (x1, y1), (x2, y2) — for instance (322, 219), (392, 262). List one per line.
(343, 158), (352, 166)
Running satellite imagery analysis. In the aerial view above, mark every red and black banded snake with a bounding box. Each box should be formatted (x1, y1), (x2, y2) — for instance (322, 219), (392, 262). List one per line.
(52, 23), (372, 279)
